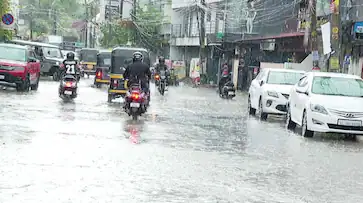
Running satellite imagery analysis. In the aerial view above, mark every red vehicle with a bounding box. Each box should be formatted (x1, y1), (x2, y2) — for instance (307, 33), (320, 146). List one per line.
(0, 43), (41, 91)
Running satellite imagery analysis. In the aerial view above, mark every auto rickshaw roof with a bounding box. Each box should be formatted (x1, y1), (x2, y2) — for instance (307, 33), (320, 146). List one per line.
(112, 47), (148, 52)
(98, 49), (111, 54)
(10, 39), (59, 48)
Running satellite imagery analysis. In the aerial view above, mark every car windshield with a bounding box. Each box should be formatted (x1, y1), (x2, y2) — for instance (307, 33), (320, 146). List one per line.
(311, 76), (363, 97)
(43, 47), (62, 58)
(266, 71), (304, 85)
(0, 46), (26, 62)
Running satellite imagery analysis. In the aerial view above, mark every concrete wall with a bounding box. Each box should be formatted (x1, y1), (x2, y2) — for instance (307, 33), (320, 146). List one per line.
(170, 46), (199, 61)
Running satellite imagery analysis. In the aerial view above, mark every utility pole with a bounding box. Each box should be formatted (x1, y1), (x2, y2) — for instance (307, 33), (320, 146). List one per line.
(53, 9), (57, 35)
(120, 0), (124, 19)
(132, 0), (137, 44)
(85, 0), (88, 47)
(329, 0), (341, 72)
(310, 0), (319, 70)
(108, 0), (112, 46)
(199, 0), (206, 74)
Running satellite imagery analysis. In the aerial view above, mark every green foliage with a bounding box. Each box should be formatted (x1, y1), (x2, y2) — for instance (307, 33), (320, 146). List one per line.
(99, 22), (130, 47)
(0, 0), (12, 41)
(22, 0), (83, 36)
(133, 4), (164, 52)
(100, 3), (165, 51)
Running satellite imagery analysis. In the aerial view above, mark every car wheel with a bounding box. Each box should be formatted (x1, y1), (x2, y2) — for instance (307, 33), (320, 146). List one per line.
(248, 95), (256, 115)
(52, 70), (59, 81)
(30, 74), (40, 91)
(258, 98), (268, 120)
(286, 104), (296, 130)
(17, 76), (30, 92)
(301, 110), (314, 137)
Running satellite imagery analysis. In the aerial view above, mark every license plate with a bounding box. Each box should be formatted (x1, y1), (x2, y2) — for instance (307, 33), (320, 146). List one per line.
(338, 119), (362, 126)
(0, 75), (4, 79)
(87, 64), (93, 69)
(130, 102), (140, 107)
(64, 90), (72, 95)
(228, 91), (235, 95)
(161, 76), (166, 79)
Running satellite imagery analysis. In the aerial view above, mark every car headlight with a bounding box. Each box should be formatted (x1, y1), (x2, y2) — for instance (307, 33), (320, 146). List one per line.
(267, 91), (279, 98)
(56, 61), (59, 65)
(310, 104), (328, 114)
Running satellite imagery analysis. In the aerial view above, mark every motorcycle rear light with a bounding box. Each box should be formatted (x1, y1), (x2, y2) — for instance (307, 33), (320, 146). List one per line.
(96, 71), (102, 78)
(131, 93), (139, 100)
(64, 81), (75, 87)
(155, 75), (160, 80)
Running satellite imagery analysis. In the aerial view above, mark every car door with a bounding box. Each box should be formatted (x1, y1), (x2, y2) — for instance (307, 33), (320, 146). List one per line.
(39, 47), (51, 73)
(250, 69), (268, 109)
(291, 76), (309, 124)
(27, 49), (36, 84)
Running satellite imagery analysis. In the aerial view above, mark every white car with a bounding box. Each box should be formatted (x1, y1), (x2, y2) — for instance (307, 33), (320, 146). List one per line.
(248, 68), (305, 120)
(286, 72), (363, 137)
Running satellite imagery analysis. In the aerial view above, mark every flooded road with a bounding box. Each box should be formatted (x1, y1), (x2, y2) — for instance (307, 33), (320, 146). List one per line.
(0, 77), (363, 202)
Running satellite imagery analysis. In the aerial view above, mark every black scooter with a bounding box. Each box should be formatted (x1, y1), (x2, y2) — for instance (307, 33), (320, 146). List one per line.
(59, 75), (78, 101)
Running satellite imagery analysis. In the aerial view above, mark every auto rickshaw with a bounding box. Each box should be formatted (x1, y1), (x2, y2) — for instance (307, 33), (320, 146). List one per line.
(94, 50), (111, 88)
(79, 48), (98, 78)
(108, 47), (150, 102)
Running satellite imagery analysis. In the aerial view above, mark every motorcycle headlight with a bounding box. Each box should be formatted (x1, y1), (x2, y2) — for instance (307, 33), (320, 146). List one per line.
(310, 104), (328, 114)
(267, 91), (279, 98)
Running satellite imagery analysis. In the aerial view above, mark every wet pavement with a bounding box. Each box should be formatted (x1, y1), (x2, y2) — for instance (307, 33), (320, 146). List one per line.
(0, 77), (363, 202)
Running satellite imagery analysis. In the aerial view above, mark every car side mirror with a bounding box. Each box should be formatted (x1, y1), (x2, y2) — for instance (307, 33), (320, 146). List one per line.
(259, 80), (264, 86)
(28, 57), (36, 62)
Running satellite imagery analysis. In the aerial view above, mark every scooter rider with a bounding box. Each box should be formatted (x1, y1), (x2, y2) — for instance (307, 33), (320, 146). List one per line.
(63, 52), (79, 79)
(124, 51), (151, 96)
(218, 63), (229, 94)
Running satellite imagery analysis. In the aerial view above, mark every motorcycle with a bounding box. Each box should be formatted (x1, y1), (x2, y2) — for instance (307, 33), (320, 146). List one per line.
(220, 81), (236, 99)
(59, 75), (78, 100)
(124, 81), (148, 120)
(154, 70), (168, 95)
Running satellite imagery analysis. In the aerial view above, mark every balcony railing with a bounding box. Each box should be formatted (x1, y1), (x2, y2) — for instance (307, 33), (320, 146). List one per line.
(171, 21), (223, 38)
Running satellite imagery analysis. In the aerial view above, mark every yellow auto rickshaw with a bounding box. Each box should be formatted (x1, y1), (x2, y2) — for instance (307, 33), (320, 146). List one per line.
(94, 50), (111, 88)
(79, 48), (98, 77)
(107, 47), (150, 102)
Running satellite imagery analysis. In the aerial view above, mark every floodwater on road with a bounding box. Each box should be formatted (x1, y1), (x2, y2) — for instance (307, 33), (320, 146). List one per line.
(0, 77), (363, 203)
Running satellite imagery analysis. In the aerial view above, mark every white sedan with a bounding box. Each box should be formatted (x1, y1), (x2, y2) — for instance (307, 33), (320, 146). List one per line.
(286, 72), (363, 137)
(248, 68), (305, 120)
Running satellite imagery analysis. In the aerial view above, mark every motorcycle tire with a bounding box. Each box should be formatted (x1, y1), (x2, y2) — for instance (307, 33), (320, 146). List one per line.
(160, 83), (165, 95)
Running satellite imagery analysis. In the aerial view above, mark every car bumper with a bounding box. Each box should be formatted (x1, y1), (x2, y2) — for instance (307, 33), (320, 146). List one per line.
(262, 96), (288, 114)
(95, 79), (110, 83)
(307, 110), (363, 134)
(0, 73), (24, 85)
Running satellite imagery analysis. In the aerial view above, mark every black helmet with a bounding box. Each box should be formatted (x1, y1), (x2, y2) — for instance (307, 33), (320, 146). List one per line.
(133, 51), (143, 62)
(159, 56), (165, 63)
(66, 52), (75, 60)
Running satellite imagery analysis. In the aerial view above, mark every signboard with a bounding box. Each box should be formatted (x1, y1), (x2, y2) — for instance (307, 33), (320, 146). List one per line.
(1, 13), (14, 30)
(298, 18), (329, 32)
(105, 5), (120, 19)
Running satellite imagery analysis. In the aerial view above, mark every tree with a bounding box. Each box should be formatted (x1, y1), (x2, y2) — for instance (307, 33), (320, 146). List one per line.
(99, 21), (130, 47)
(21, 0), (83, 37)
(132, 4), (164, 52)
(0, 0), (12, 41)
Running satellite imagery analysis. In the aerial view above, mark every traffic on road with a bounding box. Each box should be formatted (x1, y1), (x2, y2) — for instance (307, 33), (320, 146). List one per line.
(1, 44), (363, 202)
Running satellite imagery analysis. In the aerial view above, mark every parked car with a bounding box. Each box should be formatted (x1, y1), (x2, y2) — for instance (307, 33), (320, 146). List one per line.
(248, 68), (305, 120)
(10, 39), (64, 81)
(0, 43), (41, 91)
(286, 72), (363, 138)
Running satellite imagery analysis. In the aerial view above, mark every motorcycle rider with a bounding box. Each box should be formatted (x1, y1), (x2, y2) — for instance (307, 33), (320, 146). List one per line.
(218, 63), (230, 94)
(155, 56), (169, 86)
(63, 52), (79, 79)
(123, 52), (151, 98)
